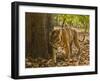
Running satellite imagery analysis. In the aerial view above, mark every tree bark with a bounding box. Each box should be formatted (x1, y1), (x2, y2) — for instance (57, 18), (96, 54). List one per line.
(26, 13), (50, 58)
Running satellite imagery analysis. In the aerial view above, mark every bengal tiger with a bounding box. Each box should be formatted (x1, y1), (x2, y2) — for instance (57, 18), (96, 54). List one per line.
(49, 27), (80, 64)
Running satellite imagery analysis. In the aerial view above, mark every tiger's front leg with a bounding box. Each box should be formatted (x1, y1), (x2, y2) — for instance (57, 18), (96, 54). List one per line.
(52, 48), (57, 64)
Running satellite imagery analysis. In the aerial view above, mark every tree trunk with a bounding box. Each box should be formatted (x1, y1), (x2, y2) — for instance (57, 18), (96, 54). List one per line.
(26, 13), (50, 59)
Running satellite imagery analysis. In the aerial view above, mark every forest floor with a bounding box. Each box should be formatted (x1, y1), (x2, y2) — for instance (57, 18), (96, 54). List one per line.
(25, 31), (89, 68)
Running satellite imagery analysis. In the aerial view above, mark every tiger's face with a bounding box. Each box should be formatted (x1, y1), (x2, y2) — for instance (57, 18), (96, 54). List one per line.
(50, 29), (62, 48)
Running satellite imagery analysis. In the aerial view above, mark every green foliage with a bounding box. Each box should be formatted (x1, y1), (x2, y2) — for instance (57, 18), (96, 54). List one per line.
(53, 14), (89, 32)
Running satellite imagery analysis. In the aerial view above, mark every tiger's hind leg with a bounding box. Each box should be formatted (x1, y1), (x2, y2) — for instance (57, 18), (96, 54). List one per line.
(73, 30), (81, 65)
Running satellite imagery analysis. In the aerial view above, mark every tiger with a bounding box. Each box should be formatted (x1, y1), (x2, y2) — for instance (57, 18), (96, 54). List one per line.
(49, 27), (80, 64)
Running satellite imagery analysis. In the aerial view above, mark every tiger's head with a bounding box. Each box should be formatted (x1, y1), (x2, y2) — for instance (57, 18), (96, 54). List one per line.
(49, 29), (62, 49)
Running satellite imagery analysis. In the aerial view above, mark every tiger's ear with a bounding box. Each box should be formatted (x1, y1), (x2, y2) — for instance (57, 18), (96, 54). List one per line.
(50, 29), (55, 34)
